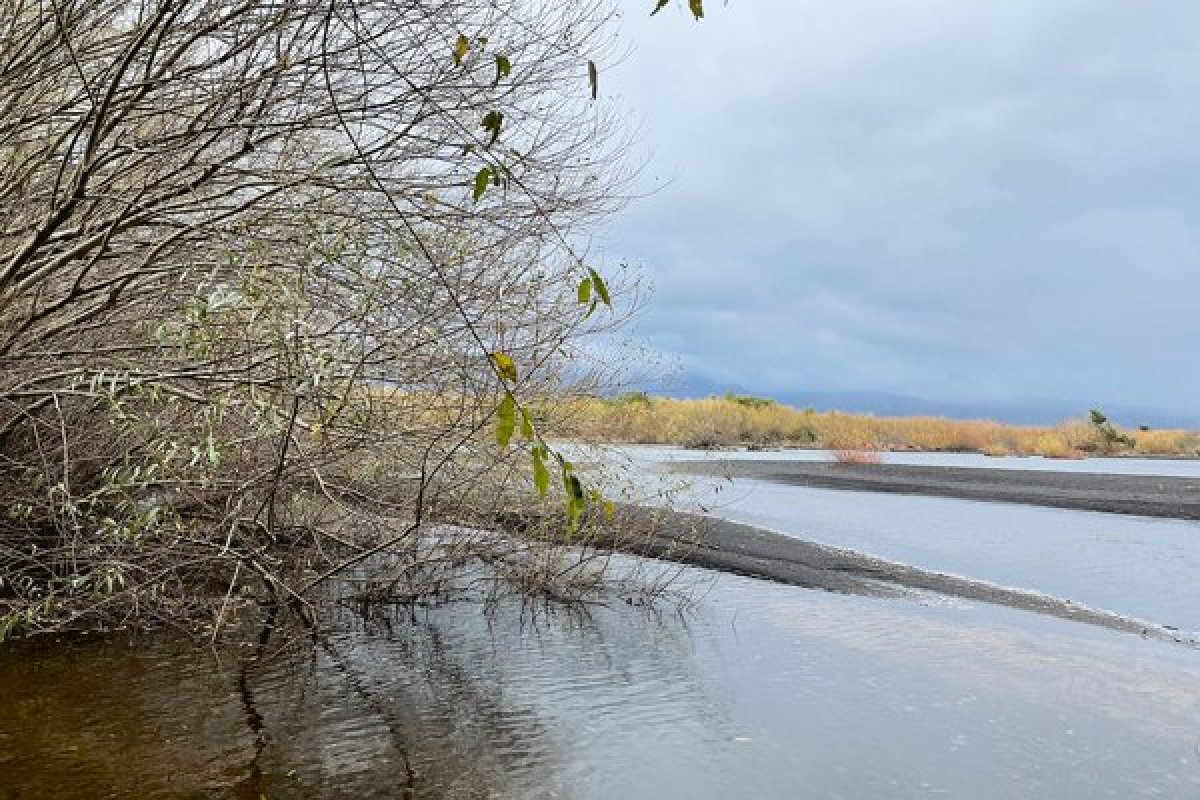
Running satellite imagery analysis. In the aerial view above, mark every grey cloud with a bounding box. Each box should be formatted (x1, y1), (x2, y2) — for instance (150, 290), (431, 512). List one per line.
(597, 0), (1200, 413)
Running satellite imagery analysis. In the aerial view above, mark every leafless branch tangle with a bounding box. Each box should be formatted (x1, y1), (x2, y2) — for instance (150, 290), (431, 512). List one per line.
(0, 0), (656, 639)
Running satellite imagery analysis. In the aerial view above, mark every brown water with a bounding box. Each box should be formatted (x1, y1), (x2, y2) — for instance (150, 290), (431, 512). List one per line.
(3, 564), (1200, 799)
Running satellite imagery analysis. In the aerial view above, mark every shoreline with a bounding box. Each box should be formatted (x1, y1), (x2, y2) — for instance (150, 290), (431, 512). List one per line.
(667, 459), (1200, 520)
(603, 506), (1197, 647)
(610, 441), (1200, 461)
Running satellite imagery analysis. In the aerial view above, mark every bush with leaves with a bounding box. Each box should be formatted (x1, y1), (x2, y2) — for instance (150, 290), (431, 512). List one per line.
(1087, 408), (1135, 453)
(0, 0), (704, 639)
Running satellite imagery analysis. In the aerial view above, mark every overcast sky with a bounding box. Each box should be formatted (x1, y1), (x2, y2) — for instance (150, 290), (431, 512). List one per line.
(598, 1), (1200, 413)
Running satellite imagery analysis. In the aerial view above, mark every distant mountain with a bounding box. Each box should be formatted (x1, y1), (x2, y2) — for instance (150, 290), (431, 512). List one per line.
(639, 375), (1200, 430)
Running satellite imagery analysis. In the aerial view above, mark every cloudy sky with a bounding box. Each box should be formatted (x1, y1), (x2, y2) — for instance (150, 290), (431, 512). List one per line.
(598, 1), (1200, 416)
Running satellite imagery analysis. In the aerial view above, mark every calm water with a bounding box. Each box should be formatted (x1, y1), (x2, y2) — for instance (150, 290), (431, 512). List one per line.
(685, 477), (1200, 632)
(3, 567), (1200, 799)
(611, 444), (1200, 478)
(599, 445), (1200, 632)
(6, 447), (1200, 798)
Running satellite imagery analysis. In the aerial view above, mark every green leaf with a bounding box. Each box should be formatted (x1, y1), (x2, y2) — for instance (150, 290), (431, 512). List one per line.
(564, 471), (584, 502)
(532, 447), (550, 498)
(481, 111), (504, 147)
(520, 408), (535, 440)
(494, 55), (512, 85)
(689, 0), (704, 19)
(587, 267), (611, 306)
(453, 34), (470, 65)
(491, 163), (509, 189)
(491, 351), (518, 382)
(473, 167), (490, 202)
(563, 471), (587, 526)
(651, 0), (669, 16)
(496, 394), (516, 447)
(587, 60), (599, 100)
(577, 276), (592, 304)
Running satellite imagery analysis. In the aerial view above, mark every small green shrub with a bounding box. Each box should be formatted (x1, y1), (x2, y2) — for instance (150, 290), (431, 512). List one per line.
(722, 393), (776, 409)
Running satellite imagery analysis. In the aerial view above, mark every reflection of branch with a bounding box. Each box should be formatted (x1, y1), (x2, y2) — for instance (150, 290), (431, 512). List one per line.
(233, 607), (276, 796)
(316, 634), (418, 789)
(235, 661), (269, 792)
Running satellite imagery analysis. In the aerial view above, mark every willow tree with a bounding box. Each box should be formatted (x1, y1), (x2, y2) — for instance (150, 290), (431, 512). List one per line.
(0, 0), (692, 638)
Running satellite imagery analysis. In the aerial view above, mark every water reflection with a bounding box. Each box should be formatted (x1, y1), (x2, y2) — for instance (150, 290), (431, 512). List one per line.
(3, 567), (1200, 799)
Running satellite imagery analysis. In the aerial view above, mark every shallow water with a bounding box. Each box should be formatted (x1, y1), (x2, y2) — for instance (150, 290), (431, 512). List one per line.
(612, 443), (1200, 478)
(4, 569), (1200, 799)
(602, 446), (1200, 632)
(8, 447), (1200, 798)
(688, 476), (1200, 631)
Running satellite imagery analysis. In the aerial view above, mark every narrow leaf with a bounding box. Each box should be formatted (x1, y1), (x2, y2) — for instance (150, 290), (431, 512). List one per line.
(577, 276), (592, 304)
(651, 0), (669, 16)
(532, 448), (550, 498)
(481, 111), (504, 147)
(587, 60), (599, 100)
(587, 267), (611, 306)
(495, 394), (516, 447)
(453, 34), (470, 65)
(491, 351), (518, 383)
(494, 55), (512, 85)
(565, 472), (585, 502)
(688, 0), (704, 19)
(520, 408), (535, 440)
(472, 167), (490, 202)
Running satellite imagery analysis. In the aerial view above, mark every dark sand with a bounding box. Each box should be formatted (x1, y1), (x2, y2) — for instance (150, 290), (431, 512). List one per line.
(668, 459), (1200, 520)
(603, 505), (1197, 647)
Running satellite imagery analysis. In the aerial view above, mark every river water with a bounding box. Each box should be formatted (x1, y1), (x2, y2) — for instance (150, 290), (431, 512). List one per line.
(4, 567), (1200, 799)
(608, 444), (1200, 478)
(603, 445), (1200, 632)
(4, 447), (1200, 798)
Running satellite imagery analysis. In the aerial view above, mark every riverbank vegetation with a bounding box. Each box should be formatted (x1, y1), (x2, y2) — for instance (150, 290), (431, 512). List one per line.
(0, 0), (679, 640)
(560, 394), (1200, 458)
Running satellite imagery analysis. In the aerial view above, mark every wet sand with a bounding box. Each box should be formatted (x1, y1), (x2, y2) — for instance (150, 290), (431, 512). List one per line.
(604, 505), (1197, 647)
(668, 459), (1200, 520)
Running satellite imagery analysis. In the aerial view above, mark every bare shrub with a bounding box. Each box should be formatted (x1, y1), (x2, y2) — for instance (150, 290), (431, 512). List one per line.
(831, 449), (883, 465)
(0, 0), (637, 638)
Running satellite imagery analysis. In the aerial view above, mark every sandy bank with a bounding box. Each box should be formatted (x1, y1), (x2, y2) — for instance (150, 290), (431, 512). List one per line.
(600, 506), (1196, 647)
(667, 460), (1200, 520)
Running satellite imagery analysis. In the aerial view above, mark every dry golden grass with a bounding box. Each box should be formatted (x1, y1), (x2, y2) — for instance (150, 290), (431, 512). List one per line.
(558, 395), (1200, 458)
